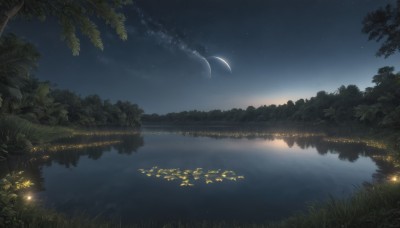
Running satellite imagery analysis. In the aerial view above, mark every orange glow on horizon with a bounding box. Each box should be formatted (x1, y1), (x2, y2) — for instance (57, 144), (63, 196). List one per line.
(244, 90), (316, 108)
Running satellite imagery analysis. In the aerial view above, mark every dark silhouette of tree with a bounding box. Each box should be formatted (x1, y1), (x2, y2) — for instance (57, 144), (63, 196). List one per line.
(51, 89), (83, 123)
(0, 34), (39, 113)
(19, 83), (69, 125)
(357, 67), (400, 127)
(0, 0), (132, 55)
(362, 0), (400, 57)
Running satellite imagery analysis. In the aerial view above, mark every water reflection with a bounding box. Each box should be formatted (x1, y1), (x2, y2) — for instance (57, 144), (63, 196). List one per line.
(0, 127), (399, 223)
(0, 133), (145, 192)
(1, 128), (398, 186)
(143, 126), (399, 184)
(34, 133), (144, 167)
(151, 129), (388, 155)
(139, 167), (244, 186)
(155, 129), (392, 163)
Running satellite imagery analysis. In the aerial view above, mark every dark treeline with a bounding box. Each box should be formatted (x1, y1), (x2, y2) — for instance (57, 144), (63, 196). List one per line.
(0, 34), (143, 128)
(143, 66), (400, 128)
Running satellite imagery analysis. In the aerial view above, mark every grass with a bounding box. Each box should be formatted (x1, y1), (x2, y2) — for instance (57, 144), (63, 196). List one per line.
(0, 115), (74, 144)
(0, 115), (74, 159)
(13, 208), (114, 228)
(270, 183), (400, 228)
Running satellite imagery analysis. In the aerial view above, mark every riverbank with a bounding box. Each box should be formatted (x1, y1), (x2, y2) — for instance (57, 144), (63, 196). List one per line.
(0, 115), (142, 160)
(0, 115), (74, 160)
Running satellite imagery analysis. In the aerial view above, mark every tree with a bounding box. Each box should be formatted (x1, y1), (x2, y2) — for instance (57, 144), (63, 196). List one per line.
(354, 104), (382, 123)
(366, 67), (399, 103)
(0, 34), (39, 113)
(362, 0), (400, 57)
(51, 89), (83, 123)
(381, 106), (400, 127)
(0, 0), (132, 55)
(115, 100), (142, 127)
(323, 106), (337, 121)
(372, 66), (395, 86)
(19, 83), (69, 125)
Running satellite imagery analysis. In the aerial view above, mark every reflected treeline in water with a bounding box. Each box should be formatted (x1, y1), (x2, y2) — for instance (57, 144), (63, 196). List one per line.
(0, 132), (145, 191)
(29, 133), (145, 167)
(280, 136), (399, 184)
(139, 167), (244, 187)
(144, 126), (399, 184)
(31, 133), (144, 161)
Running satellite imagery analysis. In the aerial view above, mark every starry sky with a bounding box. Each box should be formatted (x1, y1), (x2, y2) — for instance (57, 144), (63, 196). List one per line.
(6, 0), (400, 114)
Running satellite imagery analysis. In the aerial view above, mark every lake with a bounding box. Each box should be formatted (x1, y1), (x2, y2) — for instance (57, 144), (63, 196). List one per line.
(10, 126), (396, 224)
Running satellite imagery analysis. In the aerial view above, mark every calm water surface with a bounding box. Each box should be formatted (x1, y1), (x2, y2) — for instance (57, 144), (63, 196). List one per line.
(28, 126), (392, 223)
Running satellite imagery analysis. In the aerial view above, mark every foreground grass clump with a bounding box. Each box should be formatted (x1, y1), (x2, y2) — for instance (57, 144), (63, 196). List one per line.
(0, 115), (73, 159)
(271, 183), (400, 228)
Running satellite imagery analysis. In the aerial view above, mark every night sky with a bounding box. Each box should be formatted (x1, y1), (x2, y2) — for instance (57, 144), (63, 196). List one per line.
(6, 0), (400, 114)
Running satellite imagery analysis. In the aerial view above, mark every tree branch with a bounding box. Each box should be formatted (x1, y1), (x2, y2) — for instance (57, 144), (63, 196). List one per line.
(0, 1), (25, 37)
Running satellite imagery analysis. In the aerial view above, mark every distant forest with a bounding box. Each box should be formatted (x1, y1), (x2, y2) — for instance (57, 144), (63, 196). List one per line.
(143, 66), (400, 128)
(0, 34), (143, 128)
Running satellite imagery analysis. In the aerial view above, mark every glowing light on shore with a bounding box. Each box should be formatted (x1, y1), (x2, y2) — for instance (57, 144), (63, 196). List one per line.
(72, 131), (140, 137)
(164, 130), (325, 139)
(323, 137), (387, 150)
(31, 140), (123, 152)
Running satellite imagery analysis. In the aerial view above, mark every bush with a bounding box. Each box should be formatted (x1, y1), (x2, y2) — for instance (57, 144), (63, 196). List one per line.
(0, 172), (33, 227)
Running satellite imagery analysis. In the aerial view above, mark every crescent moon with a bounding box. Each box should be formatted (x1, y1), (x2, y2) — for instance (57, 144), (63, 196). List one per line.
(192, 51), (212, 78)
(208, 56), (232, 73)
(202, 57), (212, 78)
